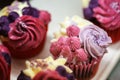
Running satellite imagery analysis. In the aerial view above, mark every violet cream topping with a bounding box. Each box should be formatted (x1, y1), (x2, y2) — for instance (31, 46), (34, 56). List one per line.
(79, 25), (112, 59)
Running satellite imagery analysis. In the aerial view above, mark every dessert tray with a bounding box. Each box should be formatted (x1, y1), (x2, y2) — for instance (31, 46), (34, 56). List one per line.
(11, 0), (120, 80)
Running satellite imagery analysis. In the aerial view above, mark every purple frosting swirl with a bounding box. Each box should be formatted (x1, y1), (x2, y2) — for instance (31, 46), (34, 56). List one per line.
(79, 25), (112, 59)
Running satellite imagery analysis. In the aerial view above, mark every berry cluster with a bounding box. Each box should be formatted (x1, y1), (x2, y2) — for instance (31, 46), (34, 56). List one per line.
(0, 12), (19, 36)
(50, 26), (88, 64)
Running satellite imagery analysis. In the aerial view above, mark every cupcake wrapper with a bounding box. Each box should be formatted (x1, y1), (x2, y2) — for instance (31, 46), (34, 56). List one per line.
(66, 60), (100, 80)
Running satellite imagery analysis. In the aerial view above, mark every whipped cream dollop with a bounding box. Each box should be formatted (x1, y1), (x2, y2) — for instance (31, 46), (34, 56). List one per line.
(93, 0), (120, 30)
(80, 25), (112, 59)
(8, 15), (46, 51)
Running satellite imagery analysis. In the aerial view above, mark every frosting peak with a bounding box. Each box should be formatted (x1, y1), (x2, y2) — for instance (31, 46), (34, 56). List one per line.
(8, 15), (46, 51)
(80, 25), (112, 59)
(93, 0), (120, 30)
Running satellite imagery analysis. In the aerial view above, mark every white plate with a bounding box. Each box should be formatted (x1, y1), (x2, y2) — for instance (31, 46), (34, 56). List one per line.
(11, 0), (120, 80)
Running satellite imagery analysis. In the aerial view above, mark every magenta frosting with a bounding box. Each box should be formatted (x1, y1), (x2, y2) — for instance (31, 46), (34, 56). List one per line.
(66, 25), (80, 37)
(93, 0), (120, 30)
(79, 25), (112, 59)
(66, 37), (81, 52)
(33, 70), (67, 80)
(50, 37), (67, 58)
(8, 15), (46, 51)
(39, 10), (51, 26)
(50, 36), (87, 63)
(74, 49), (88, 62)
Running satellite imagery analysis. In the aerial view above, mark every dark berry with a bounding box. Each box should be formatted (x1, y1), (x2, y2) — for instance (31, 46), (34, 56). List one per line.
(18, 0), (29, 2)
(8, 11), (19, 23)
(22, 7), (39, 18)
(89, 0), (99, 9)
(66, 73), (75, 80)
(56, 66), (67, 77)
(0, 16), (10, 36)
(17, 71), (31, 80)
(2, 52), (11, 66)
(83, 8), (93, 20)
(0, 16), (9, 25)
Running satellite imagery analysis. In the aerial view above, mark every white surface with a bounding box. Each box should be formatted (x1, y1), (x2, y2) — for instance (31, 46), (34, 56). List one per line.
(11, 0), (120, 80)
(93, 42), (120, 80)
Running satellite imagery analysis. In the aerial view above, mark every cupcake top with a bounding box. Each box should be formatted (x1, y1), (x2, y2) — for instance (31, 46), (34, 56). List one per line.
(50, 16), (112, 64)
(0, 0), (51, 53)
(93, 0), (120, 30)
(0, 45), (11, 80)
(0, 0), (51, 36)
(17, 56), (75, 80)
(8, 15), (46, 51)
(83, 0), (120, 30)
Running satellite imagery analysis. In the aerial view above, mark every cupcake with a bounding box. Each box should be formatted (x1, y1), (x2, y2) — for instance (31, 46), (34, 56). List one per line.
(50, 16), (112, 80)
(17, 56), (75, 80)
(0, 45), (11, 80)
(0, 0), (51, 59)
(82, 0), (120, 43)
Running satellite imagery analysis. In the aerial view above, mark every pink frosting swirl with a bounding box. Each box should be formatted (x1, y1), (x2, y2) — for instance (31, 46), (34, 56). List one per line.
(39, 10), (51, 26)
(50, 36), (84, 63)
(80, 25), (112, 59)
(50, 37), (67, 58)
(93, 0), (120, 30)
(75, 49), (88, 62)
(66, 37), (81, 52)
(8, 15), (46, 51)
(66, 25), (80, 37)
(60, 45), (73, 61)
(33, 70), (67, 80)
